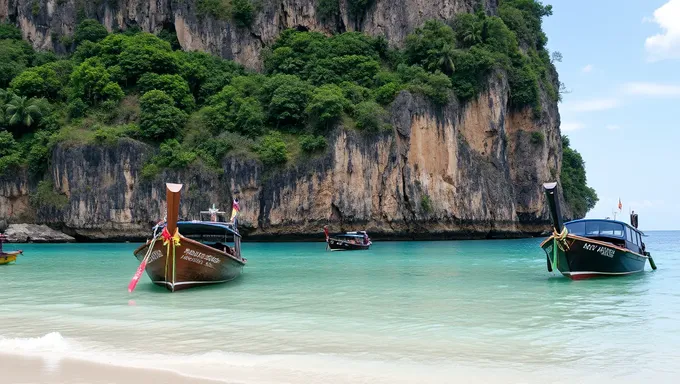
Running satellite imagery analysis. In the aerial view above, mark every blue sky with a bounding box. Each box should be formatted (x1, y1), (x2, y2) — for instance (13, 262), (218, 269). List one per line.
(542, 0), (680, 230)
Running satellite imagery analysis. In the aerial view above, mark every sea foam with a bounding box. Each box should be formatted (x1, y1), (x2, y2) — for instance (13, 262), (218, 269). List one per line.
(0, 332), (72, 353)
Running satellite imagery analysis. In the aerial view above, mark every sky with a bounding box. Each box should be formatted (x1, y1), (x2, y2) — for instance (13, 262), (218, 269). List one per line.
(542, 0), (680, 230)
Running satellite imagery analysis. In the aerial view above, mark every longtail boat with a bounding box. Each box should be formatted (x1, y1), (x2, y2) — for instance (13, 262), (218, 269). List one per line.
(131, 183), (246, 292)
(540, 182), (657, 280)
(0, 234), (22, 265)
(324, 226), (372, 251)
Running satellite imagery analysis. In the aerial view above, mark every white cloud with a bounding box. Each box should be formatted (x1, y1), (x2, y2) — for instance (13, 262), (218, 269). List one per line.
(623, 82), (680, 96)
(606, 124), (621, 131)
(561, 98), (620, 112)
(582, 64), (594, 73)
(561, 122), (585, 132)
(645, 0), (680, 61)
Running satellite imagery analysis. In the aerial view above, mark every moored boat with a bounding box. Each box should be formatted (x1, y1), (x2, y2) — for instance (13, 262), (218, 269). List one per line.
(131, 183), (246, 292)
(540, 182), (657, 280)
(324, 226), (372, 251)
(0, 234), (22, 265)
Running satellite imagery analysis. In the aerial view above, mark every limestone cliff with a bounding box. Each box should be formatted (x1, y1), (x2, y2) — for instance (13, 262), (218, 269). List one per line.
(0, 0), (569, 240)
(0, 78), (564, 241)
(1, 0), (495, 70)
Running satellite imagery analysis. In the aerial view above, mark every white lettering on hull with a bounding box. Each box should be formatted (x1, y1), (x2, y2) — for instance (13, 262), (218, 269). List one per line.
(582, 243), (615, 258)
(181, 248), (221, 268)
(148, 250), (163, 264)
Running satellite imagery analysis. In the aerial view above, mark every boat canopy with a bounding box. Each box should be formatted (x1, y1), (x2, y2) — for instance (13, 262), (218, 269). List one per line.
(334, 232), (368, 238)
(174, 221), (241, 239)
(564, 219), (644, 239)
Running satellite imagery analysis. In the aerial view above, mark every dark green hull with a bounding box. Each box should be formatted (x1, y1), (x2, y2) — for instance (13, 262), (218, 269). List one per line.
(541, 235), (648, 279)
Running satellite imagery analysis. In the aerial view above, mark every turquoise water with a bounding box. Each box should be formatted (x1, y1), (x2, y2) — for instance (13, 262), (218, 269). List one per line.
(1, 232), (679, 383)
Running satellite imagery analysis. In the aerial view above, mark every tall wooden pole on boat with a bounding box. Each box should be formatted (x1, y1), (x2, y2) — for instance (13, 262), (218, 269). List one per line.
(543, 182), (564, 273)
(165, 183), (183, 292)
(166, 183), (183, 235)
(543, 182), (563, 232)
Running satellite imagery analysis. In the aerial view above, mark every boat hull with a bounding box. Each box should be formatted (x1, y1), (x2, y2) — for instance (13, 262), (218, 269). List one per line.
(133, 236), (245, 291)
(541, 235), (647, 279)
(327, 238), (370, 251)
(0, 251), (21, 265)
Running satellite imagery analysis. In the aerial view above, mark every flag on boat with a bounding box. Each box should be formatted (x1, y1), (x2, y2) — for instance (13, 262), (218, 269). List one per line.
(230, 198), (240, 222)
(618, 198), (622, 211)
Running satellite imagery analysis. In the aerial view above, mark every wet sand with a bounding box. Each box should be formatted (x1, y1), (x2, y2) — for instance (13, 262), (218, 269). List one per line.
(0, 353), (226, 384)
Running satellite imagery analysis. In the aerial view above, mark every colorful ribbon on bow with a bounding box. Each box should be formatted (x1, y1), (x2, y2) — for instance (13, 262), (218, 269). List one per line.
(162, 227), (181, 288)
(161, 227), (181, 247)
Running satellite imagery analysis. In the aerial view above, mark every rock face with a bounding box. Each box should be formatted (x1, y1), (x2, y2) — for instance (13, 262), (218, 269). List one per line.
(0, 0), (568, 241)
(1, 0), (496, 69)
(3, 224), (75, 242)
(0, 79), (565, 241)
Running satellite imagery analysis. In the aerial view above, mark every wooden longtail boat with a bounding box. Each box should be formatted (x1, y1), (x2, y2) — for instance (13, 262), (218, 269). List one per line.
(540, 182), (657, 280)
(0, 234), (22, 265)
(324, 226), (372, 251)
(132, 183), (246, 292)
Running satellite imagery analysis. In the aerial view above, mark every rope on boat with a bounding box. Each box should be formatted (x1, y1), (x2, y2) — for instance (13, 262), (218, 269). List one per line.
(162, 227), (181, 290)
(551, 227), (569, 271)
(128, 224), (162, 293)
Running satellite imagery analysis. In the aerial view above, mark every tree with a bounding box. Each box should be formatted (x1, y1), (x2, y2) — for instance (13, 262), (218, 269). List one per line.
(551, 51), (563, 63)
(0, 130), (22, 174)
(138, 73), (196, 111)
(232, 0), (254, 28)
(233, 97), (265, 137)
(0, 23), (22, 40)
(432, 43), (456, 75)
(300, 134), (327, 153)
(306, 84), (349, 129)
(116, 33), (178, 84)
(69, 58), (121, 105)
(139, 90), (187, 140)
(453, 13), (483, 47)
(5, 96), (44, 128)
(257, 131), (288, 166)
(354, 101), (386, 132)
(404, 20), (457, 71)
(155, 139), (197, 169)
(74, 19), (109, 45)
(561, 135), (598, 218)
(10, 66), (62, 100)
(0, 131), (19, 157)
(267, 76), (312, 130)
(339, 81), (371, 104)
(0, 39), (34, 88)
(176, 50), (245, 100)
(398, 65), (452, 104)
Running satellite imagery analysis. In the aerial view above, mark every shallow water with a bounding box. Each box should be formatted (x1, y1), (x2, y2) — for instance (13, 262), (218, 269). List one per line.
(1, 232), (679, 383)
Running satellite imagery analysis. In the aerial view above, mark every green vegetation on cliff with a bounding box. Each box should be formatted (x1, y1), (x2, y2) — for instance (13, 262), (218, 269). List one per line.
(560, 136), (598, 218)
(0, 1), (594, 215)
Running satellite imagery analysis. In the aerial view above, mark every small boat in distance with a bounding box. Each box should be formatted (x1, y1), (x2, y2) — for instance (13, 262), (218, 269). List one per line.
(324, 226), (372, 251)
(131, 183), (246, 292)
(540, 182), (657, 280)
(0, 234), (22, 265)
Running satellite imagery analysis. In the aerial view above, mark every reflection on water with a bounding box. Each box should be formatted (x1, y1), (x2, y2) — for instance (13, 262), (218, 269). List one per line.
(1, 232), (679, 383)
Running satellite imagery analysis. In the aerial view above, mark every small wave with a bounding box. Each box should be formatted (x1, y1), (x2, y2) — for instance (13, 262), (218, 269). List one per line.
(0, 332), (77, 372)
(0, 332), (480, 383)
(0, 332), (72, 354)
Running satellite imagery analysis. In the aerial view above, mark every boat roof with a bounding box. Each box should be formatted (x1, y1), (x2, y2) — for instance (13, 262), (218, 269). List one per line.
(334, 232), (368, 238)
(565, 218), (646, 236)
(175, 221), (241, 238)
